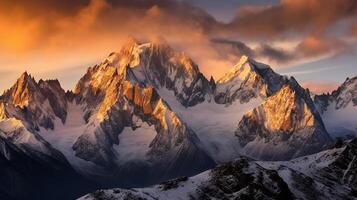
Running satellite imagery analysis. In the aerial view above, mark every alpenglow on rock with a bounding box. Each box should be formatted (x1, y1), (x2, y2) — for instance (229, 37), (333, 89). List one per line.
(100, 37), (214, 107)
(1, 72), (68, 130)
(71, 38), (216, 186)
(235, 79), (332, 160)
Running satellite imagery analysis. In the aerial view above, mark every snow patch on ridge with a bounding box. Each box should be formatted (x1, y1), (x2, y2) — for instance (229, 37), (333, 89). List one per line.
(0, 118), (45, 150)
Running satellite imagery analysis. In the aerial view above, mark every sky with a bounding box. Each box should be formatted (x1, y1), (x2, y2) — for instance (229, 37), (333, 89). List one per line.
(0, 0), (356, 94)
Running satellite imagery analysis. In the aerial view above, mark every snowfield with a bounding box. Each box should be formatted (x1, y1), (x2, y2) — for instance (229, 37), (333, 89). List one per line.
(158, 87), (262, 163)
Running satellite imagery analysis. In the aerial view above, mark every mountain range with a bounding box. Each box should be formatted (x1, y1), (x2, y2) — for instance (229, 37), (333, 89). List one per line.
(0, 38), (356, 200)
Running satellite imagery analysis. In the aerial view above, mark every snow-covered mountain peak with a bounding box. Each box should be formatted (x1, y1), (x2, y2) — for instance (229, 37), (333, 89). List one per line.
(314, 75), (357, 139)
(3, 72), (38, 108)
(75, 38), (212, 108)
(235, 81), (332, 160)
(119, 39), (199, 77)
(332, 76), (357, 108)
(214, 55), (287, 104)
(1, 72), (68, 130)
(217, 55), (269, 84)
(315, 76), (357, 111)
(116, 38), (209, 106)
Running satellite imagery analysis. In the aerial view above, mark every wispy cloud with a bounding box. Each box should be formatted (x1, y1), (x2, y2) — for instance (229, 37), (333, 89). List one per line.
(281, 66), (340, 76)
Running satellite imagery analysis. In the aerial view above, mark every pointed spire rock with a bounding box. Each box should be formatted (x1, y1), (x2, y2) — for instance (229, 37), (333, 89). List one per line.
(18, 71), (35, 84)
(209, 76), (216, 90)
(2, 71), (38, 108)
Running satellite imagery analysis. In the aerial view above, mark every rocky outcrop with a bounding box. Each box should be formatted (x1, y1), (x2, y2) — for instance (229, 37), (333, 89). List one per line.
(316, 138), (357, 195)
(194, 158), (294, 200)
(260, 138), (357, 199)
(80, 139), (357, 200)
(235, 79), (332, 160)
(79, 157), (294, 200)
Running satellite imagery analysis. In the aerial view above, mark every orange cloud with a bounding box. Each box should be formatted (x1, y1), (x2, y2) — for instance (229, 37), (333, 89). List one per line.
(296, 35), (349, 57)
(0, 0), (233, 92)
(0, 10), (42, 52)
(228, 0), (357, 38)
(0, 0), (355, 93)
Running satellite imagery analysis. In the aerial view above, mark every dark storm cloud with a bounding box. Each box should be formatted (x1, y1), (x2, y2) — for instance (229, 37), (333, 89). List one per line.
(257, 44), (294, 63)
(211, 38), (295, 64)
(226, 0), (357, 38)
(211, 38), (255, 58)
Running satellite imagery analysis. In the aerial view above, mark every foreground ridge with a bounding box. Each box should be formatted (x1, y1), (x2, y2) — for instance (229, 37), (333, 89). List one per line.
(79, 139), (357, 200)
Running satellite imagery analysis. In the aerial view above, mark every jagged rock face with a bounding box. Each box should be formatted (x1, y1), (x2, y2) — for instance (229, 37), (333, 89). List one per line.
(315, 76), (357, 112)
(38, 79), (68, 122)
(1, 72), (68, 130)
(72, 59), (215, 185)
(236, 81), (332, 160)
(72, 39), (216, 178)
(215, 56), (287, 104)
(115, 39), (213, 106)
(0, 73), (97, 200)
(259, 139), (357, 199)
(314, 76), (357, 139)
(317, 138), (357, 196)
(74, 62), (121, 110)
(194, 158), (294, 200)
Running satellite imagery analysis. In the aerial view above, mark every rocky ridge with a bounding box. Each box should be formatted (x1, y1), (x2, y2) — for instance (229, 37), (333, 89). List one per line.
(236, 78), (332, 160)
(314, 76), (357, 139)
(214, 55), (288, 104)
(79, 139), (357, 200)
